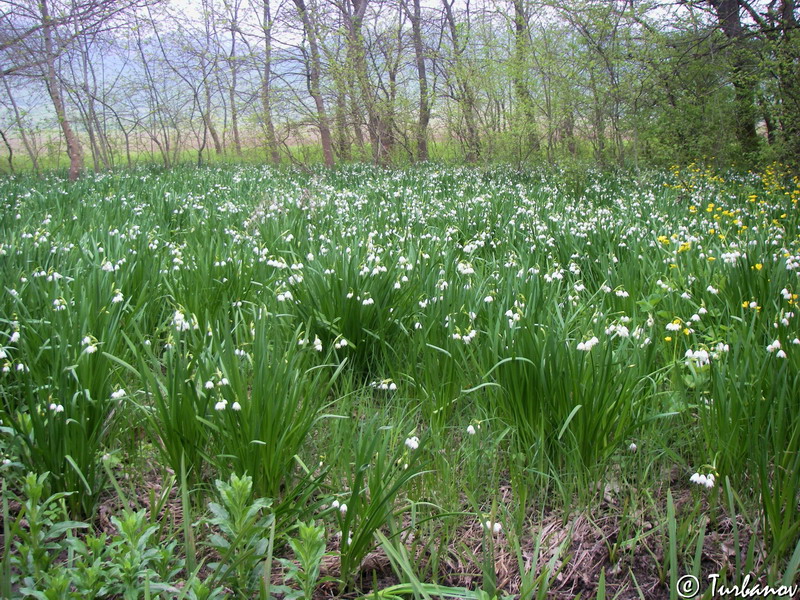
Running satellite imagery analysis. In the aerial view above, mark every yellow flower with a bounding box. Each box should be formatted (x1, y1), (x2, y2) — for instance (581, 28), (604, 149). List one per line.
(754, 263), (763, 270)
(665, 336), (673, 342)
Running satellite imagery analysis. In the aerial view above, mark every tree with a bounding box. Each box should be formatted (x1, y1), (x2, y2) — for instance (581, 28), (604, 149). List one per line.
(292, 0), (334, 166)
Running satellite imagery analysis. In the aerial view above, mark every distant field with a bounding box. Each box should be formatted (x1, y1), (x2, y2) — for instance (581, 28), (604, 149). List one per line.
(1, 163), (799, 599)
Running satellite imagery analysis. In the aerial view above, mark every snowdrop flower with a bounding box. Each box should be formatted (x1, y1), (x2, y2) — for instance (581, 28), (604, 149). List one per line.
(205, 380), (215, 390)
(628, 442), (637, 452)
(231, 401), (241, 411)
(577, 336), (599, 352)
(706, 285), (719, 295)
(776, 349), (787, 358)
(766, 340), (781, 353)
(10, 331), (20, 344)
(484, 295), (494, 303)
(690, 472), (715, 489)
(689, 472), (706, 486)
(339, 503), (348, 516)
(313, 336), (323, 352)
(111, 389), (126, 400)
(214, 400), (227, 411)
(173, 310), (191, 331)
(334, 337), (349, 349)
(484, 520), (502, 534)
(666, 321), (682, 332)
(218, 377), (229, 386)
(112, 291), (124, 303)
(84, 344), (98, 354)
(49, 403), (65, 413)
(405, 436), (420, 450)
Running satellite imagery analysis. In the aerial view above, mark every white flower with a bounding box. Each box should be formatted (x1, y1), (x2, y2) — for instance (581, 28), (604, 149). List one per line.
(577, 336), (599, 352)
(214, 400), (227, 411)
(776, 349), (787, 358)
(666, 322), (681, 332)
(9, 331), (20, 344)
(173, 310), (190, 331)
(339, 503), (348, 516)
(457, 262), (475, 275)
(629, 442), (637, 452)
(111, 389), (126, 399)
(231, 401), (241, 411)
(313, 336), (323, 352)
(112, 292), (124, 303)
(218, 377), (229, 386)
(205, 380), (215, 390)
(82, 336), (92, 345)
(706, 285), (719, 295)
(84, 345), (98, 354)
(766, 340), (781, 353)
(484, 296), (494, 303)
(405, 436), (420, 450)
(467, 425), (476, 435)
(331, 499), (340, 509)
(690, 472), (715, 489)
(484, 520), (502, 534)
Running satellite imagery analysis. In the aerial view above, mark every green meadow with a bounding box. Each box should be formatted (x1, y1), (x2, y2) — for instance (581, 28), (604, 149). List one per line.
(1, 163), (799, 599)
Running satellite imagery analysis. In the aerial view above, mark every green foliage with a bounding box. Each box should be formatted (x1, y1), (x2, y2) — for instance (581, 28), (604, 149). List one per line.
(204, 472), (275, 597)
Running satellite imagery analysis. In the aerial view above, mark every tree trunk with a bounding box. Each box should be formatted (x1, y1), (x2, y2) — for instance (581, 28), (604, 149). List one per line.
(0, 128), (14, 173)
(41, 0), (83, 180)
(343, 0), (388, 163)
(404, 0), (429, 161)
(262, 0), (281, 164)
(229, 26), (242, 155)
(293, 0), (334, 166)
(1, 75), (39, 173)
(442, 0), (480, 162)
(709, 0), (759, 156)
(511, 0), (539, 155)
(204, 83), (224, 155)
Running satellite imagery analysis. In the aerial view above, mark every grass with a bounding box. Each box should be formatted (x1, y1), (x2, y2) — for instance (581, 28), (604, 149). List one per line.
(0, 161), (799, 598)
